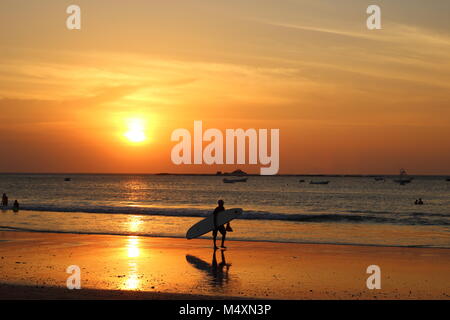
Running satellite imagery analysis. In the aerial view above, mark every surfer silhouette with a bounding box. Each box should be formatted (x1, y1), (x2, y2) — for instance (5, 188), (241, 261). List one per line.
(213, 199), (230, 249)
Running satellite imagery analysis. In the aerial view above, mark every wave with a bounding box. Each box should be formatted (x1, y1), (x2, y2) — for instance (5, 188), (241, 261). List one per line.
(15, 204), (450, 226)
(20, 204), (212, 217)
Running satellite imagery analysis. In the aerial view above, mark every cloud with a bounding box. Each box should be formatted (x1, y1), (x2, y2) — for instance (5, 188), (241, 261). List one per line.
(0, 84), (143, 127)
(254, 19), (372, 40)
(252, 18), (450, 49)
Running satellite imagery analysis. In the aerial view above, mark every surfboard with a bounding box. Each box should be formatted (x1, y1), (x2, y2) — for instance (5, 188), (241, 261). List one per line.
(186, 208), (242, 239)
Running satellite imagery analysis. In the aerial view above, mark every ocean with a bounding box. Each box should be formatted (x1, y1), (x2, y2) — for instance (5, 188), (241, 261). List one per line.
(0, 174), (449, 248)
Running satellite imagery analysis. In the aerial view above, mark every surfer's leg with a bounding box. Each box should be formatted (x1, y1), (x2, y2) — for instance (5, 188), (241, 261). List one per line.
(219, 226), (227, 248)
(213, 229), (219, 249)
(221, 232), (226, 248)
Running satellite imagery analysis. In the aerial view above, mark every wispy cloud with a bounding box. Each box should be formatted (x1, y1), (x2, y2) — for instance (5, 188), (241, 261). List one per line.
(250, 17), (450, 48)
(253, 19), (372, 40)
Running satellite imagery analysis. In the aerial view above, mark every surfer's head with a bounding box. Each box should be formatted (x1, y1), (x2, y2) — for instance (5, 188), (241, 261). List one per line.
(218, 199), (224, 206)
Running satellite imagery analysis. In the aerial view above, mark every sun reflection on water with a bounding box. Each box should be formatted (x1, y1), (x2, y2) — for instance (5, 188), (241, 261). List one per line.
(127, 215), (143, 233)
(122, 236), (142, 290)
(123, 178), (148, 202)
(125, 262), (140, 290)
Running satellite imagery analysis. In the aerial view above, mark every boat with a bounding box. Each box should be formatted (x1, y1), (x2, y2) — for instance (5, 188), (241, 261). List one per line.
(446, 178), (450, 182)
(309, 181), (329, 185)
(64, 178), (71, 181)
(299, 179), (305, 183)
(228, 169), (247, 176)
(393, 169), (412, 185)
(223, 177), (248, 183)
(374, 177), (385, 181)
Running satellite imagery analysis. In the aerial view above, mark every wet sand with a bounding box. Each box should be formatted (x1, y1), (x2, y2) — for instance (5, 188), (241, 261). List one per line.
(0, 231), (449, 299)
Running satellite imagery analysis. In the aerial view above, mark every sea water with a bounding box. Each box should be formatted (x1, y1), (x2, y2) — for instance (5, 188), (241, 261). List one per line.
(0, 174), (449, 248)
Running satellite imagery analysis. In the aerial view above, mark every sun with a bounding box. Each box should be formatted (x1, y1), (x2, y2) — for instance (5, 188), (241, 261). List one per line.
(124, 118), (147, 143)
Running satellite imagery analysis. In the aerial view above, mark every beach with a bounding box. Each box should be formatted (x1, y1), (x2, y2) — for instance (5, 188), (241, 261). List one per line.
(0, 230), (448, 300)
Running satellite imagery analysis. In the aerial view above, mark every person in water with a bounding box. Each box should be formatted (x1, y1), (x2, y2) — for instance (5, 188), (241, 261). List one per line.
(12, 200), (19, 212)
(212, 199), (231, 249)
(2, 193), (8, 207)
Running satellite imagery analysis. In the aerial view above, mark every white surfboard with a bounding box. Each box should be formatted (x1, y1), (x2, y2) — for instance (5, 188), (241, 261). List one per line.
(186, 208), (243, 239)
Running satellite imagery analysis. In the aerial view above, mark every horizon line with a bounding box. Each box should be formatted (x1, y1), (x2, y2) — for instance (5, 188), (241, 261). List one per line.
(0, 172), (449, 177)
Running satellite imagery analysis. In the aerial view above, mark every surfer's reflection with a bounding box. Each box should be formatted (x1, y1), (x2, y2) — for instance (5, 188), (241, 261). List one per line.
(185, 249), (231, 287)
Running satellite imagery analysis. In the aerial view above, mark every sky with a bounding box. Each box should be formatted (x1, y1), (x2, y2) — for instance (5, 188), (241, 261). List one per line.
(0, 0), (449, 174)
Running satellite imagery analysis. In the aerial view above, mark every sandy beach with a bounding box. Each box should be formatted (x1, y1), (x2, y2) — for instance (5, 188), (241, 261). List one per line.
(0, 230), (448, 300)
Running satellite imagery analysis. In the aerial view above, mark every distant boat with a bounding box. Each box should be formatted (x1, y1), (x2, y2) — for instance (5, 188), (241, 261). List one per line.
(224, 169), (247, 176)
(299, 179), (305, 183)
(309, 181), (329, 185)
(446, 178), (450, 182)
(64, 178), (71, 181)
(393, 169), (412, 185)
(374, 177), (385, 181)
(223, 177), (248, 183)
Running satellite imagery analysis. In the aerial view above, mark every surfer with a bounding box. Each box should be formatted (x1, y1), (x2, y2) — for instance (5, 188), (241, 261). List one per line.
(213, 199), (230, 249)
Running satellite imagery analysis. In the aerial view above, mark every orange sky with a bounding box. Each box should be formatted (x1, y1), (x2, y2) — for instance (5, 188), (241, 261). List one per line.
(0, 0), (449, 174)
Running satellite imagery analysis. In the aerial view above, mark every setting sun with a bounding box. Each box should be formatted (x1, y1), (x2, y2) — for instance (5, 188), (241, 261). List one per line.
(124, 119), (147, 143)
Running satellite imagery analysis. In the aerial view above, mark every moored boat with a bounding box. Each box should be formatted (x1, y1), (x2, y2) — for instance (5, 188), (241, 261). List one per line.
(393, 169), (412, 185)
(223, 177), (248, 183)
(309, 181), (329, 185)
